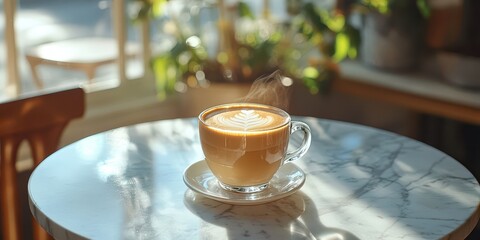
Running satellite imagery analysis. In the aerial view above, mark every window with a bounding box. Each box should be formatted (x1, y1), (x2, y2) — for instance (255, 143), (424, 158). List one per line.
(1, 0), (153, 99)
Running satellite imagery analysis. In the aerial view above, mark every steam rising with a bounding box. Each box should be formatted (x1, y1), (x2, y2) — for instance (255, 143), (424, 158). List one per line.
(241, 70), (292, 110)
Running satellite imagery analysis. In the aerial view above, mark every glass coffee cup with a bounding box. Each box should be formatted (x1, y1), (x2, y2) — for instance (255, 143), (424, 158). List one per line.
(198, 103), (311, 193)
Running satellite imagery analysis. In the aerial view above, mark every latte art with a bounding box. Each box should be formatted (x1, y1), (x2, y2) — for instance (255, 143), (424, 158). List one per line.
(216, 110), (273, 130)
(205, 108), (287, 131)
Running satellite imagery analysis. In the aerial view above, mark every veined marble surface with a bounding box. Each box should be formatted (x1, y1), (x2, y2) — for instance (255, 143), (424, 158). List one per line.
(29, 117), (480, 240)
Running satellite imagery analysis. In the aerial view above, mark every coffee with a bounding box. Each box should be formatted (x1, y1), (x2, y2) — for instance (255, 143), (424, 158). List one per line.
(199, 104), (290, 187)
(199, 103), (311, 193)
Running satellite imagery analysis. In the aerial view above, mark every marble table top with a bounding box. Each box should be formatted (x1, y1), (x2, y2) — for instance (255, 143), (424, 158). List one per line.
(28, 117), (480, 239)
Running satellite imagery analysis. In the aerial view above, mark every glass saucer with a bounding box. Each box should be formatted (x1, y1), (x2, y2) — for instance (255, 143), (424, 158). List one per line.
(183, 160), (306, 205)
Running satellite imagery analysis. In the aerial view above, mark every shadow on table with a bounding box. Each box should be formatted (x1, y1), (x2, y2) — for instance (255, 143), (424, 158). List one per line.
(184, 189), (359, 240)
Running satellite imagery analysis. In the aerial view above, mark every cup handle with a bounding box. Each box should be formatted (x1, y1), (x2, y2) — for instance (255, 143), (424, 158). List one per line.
(284, 121), (311, 164)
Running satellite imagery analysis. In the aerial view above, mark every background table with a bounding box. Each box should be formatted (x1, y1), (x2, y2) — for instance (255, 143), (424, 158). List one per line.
(28, 117), (480, 239)
(25, 37), (139, 88)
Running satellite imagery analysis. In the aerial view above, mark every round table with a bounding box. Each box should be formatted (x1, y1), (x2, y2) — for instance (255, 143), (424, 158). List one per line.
(28, 117), (480, 239)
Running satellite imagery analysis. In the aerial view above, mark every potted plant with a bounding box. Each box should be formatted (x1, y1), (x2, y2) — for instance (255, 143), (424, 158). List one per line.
(339, 0), (430, 71)
(131, 0), (363, 96)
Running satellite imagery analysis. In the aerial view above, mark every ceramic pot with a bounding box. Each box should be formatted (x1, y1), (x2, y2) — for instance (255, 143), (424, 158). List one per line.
(360, 12), (424, 71)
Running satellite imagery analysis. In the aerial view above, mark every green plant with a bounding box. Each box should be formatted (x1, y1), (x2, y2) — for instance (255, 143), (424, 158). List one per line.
(357, 0), (430, 17)
(132, 0), (363, 96)
(287, 2), (362, 94)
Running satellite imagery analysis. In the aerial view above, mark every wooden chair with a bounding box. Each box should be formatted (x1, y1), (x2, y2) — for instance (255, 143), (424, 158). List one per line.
(0, 87), (85, 240)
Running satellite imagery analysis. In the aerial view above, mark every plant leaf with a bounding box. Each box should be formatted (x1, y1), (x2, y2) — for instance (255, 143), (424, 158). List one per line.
(152, 55), (178, 100)
(333, 32), (349, 62)
(238, 2), (255, 19)
(416, 0), (430, 18)
(320, 10), (345, 32)
(302, 3), (329, 32)
(152, 0), (168, 17)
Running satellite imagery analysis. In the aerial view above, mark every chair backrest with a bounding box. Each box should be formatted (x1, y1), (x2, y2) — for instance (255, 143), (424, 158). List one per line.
(0, 87), (85, 240)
